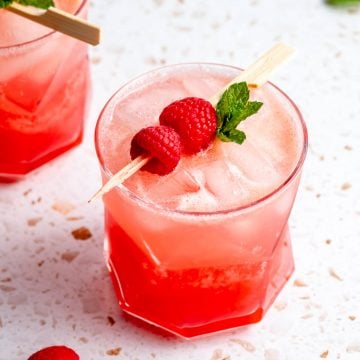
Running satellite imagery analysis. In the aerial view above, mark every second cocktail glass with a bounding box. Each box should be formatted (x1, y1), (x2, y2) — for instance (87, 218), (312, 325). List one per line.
(0, 0), (90, 181)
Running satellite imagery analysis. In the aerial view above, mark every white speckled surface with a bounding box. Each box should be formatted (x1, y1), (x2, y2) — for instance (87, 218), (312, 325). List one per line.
(1, 0), (360, 359)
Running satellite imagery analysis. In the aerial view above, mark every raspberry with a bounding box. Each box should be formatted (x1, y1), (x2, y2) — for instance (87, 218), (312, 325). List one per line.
(28, 345), (79, 360)
(130, 125), (181, 175)
(159, 97), (217, 154)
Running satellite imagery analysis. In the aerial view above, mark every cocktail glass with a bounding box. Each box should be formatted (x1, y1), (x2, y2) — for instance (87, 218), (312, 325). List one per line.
(95, 63), (308, 338)
(0, 0), (90, 181)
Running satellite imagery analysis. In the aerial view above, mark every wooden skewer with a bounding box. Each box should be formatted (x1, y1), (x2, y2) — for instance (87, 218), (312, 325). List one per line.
(89, 43), (294, 202)
(209, 43), (294, 106)
(89, 155), (150, 203)
(7, 3), (101, 46)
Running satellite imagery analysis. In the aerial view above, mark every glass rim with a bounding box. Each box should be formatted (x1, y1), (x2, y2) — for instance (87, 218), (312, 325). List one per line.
(0, 0), (87, 51)
(95, 62), (308, 218)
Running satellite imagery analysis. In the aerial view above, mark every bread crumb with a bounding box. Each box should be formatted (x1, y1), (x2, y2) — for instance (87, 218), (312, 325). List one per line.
(61, 250), (80, 263)
(52, 201), (75, 215)
(301, 313), (314, 319)
(274, 301), (287, 311)
(23, 189), (32, 196)
(349, 315), (356, 321)
(91, 56), (102, 64)
(230, 338), (256, 352)
(27, 217), (42, 226)
(145, 56), (157, 65)
(341, 182), (351, 191)
(347, 344), (360, 353)
(0, 284), (16, 292)
(347, 7), (359, 14)
(325, 239), (332, 245)
(71, 227), (92, 240)
(344, 145), (352, 151)
(210, 349), (231, 360)
(264, 349), (279, 360)
(66, 216), (84, 221)
(106, 347), (121, 356)
(107, 316), (116, 326)
(320, 350), (329, 358)
(293, 279), (308, 287)
(329, 268), (343, 281)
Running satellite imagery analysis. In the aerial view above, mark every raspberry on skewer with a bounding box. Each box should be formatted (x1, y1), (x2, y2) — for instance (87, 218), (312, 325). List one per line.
(130, 125), (182, 175)
(159, 97), (217, 155)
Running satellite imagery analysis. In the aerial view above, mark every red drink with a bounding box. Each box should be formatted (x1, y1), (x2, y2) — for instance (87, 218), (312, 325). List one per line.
(95, 64), (308, 337)
(0, 0), (90, 181)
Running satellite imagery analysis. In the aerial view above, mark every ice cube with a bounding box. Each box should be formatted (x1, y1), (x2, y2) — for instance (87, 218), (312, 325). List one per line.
(4, 75), (50, 112)
(126, 165), (203, 209)
(220, 140), (283, 192)
(203, 159), (246, 208)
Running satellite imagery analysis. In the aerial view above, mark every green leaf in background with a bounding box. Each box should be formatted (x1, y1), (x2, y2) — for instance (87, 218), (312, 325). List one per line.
(215, 82), (263, 146)
(326, 0), (360, 5)
(0, 0), (13, 8)
(0, 0), (54, 9)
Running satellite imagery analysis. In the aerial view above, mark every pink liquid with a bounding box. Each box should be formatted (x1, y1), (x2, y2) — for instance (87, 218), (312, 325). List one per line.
(0, 0), (89, 181)
(96, 64), (307, 337)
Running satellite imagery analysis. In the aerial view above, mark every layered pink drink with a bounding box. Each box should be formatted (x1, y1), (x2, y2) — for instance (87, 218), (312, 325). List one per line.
(95, 64), (307, 337)
(0, 0), (90, 181)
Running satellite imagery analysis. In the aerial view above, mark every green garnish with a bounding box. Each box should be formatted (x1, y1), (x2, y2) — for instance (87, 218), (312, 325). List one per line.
(0, 0), (54, 9)
(326, 0), (360, 5)
(0, 0), (12, 7)
(215, 82), (263, 145)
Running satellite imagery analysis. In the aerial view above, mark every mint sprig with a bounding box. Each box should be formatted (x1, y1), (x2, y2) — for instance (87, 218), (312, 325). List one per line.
(216, 82), (263, 145)
(0, 0), (54, 9)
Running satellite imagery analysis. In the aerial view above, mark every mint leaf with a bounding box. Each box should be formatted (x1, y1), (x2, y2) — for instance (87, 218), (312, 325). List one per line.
(17, 0), (54, 8)
(0, 0), (13, 8)
(216, 82), (249, 129)
(216, 82), (263, 145)
(0, 0), (54, 8)
(222, 100), (263, 132)
(217, 129), (246, 145)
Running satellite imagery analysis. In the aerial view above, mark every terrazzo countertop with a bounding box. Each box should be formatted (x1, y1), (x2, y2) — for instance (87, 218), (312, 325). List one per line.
(1, 0), (360, 359)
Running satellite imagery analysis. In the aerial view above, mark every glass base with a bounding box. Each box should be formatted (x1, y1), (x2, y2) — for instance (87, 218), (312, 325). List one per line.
(0, 59), (90, 183)
(0, 131), (83, 182)
(105, 211), (294, 338)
